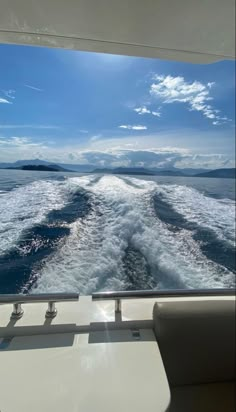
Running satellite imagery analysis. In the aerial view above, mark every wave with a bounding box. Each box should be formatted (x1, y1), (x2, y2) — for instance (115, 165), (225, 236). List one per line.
(0, 180), (69, 255)
(31, 175), (235, 294)
(155, 183), (235, 246)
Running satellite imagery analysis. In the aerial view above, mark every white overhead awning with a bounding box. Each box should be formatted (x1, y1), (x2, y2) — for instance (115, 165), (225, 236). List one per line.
(0, 0), (235, 63)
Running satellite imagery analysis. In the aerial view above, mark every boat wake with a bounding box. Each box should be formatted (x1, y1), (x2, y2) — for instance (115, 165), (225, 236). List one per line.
(0, 175), (234, 293)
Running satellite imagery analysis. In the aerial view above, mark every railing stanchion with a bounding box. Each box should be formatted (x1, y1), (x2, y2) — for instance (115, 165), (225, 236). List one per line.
(46, 301), (57, 318)
(0, 293), (79, 320)
(11, 303), (24, 319)
(115, 298), (121, 314)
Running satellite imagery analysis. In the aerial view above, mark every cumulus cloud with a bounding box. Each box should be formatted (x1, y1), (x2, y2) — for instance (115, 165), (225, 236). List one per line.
(175, 153), (235, 169)
(134, 106), (161, 117)
(150, 75), (230, 125)
(119, 125), (147, 130)
(52, 148), (234, 170)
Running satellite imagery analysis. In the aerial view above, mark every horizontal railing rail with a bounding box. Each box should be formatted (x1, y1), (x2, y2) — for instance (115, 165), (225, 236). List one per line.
(0, 293), (79, 319)
(92, 288), (235, 314)
(92, 288), (235, 300)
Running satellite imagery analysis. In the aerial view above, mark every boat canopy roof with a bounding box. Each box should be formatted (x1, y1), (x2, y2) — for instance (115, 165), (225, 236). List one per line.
(0, 0), (235, 63)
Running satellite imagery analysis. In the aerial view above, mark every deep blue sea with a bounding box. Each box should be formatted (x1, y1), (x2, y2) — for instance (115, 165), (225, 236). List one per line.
(0, 169), (235, 294)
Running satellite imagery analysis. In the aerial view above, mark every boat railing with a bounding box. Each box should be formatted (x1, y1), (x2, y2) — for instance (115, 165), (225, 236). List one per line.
(92, 288), (235, 315)
(0, 293), (79, 319)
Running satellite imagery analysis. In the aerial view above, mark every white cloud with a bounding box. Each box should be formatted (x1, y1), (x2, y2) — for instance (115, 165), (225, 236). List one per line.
(24, 84), (43, 92)
(134, 106), (161, 117)
(134, 106), (151, 115)
(0, 97), (11, 104)
(150, 75), (229, 125)
(0, 136), (46, 148)
(119, 125), (147, 130)
(175, 153), (235, 169)
(151, 110), (161, 117)
(48, 148), (234, 170)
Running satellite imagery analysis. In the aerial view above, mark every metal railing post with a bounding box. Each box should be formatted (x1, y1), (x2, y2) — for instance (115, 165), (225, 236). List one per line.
(11, 303), (24, 319)
(46, 301), (57, 318)
(115, 298), (121, 314)
(0, 293), (79, 320)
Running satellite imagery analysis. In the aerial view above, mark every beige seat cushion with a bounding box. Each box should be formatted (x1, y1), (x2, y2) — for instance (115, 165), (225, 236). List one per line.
(153, 299), (235, 386)
(169, 382), (236, 412)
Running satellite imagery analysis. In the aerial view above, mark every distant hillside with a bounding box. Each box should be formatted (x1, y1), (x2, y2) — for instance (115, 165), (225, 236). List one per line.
(91, 167), (186, 176)
(92, 168), (113, 174)
(0, 159), (96, 172)
(47, 164), (74, 172)
(151, 169), (186, 176)
(150, 167), (209, 176)
(114, 167), (155, 175)
(195, 168), (235, 179)
(91, 167), (155, 175)
(6, 164), (73, 172)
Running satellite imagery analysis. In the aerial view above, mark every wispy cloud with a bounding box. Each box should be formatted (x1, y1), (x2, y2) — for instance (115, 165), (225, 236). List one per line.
(152, 111), (161, 117)
(134, 106), (161, 117)
(119, 125), (147, 130)
(0, 97), (11, 104)
(1, 89), (16, 100)
(24, 84), (43, 92)
(79, 129), (89, 134)
(150, 75), (230, 125)
(90, 134), (102, 141)
(0, 124), (60, 130)
(0, 136), (46, 148)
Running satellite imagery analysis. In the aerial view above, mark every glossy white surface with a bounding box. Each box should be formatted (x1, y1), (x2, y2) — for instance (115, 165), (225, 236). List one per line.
(0, 329), (170, 412)
(0, 0), (235, 62)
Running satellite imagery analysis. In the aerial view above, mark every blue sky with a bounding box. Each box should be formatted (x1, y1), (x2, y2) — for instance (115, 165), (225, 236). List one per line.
(0, 43), (235, 169)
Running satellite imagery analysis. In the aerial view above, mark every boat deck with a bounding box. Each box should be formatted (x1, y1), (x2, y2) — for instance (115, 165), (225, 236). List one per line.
(0, 295), (235, 411)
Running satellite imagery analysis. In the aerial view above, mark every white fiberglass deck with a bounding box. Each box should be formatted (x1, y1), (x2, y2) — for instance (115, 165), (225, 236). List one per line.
(0, 329), (170, 412)
(0, 295), (234, 412)
(0, 296), (171, 412)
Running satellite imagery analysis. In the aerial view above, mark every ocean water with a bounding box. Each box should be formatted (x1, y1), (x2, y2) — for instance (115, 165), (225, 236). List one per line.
(0, 169), (235, 294)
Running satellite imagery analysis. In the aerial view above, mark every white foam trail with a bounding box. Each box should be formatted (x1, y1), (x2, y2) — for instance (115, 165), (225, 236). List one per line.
(33, 175), (234, 294)
(154, 183), (235, 245)
(0, 180), (68, 255)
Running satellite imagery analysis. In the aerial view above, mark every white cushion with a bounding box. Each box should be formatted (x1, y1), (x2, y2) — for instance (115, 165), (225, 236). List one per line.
(153, 299), (235, 385)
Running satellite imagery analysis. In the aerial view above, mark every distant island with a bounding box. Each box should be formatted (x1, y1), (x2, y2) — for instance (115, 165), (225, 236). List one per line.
(6, 164), (74, 172)
(195, 168), (235, 179)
